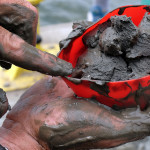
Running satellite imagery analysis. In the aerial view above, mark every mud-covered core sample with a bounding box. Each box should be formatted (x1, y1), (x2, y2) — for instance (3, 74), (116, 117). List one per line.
(72, 13), (150, 82)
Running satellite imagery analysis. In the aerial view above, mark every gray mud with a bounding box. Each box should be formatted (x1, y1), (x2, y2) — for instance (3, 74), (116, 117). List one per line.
(72, 13), (150, 82)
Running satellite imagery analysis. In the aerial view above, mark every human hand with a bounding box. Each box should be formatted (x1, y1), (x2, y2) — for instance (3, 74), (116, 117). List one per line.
(0, 0), (37, 70)
(0, 0), (72, 76)
(0, 77), (150, 150)
(0, 88), (9, 118)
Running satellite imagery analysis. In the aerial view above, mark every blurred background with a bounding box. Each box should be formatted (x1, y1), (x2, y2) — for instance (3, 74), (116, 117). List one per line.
(39, 0), (141, 26)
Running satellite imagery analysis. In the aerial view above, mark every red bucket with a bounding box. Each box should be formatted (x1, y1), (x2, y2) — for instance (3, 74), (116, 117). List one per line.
(58, 5), (150, 110)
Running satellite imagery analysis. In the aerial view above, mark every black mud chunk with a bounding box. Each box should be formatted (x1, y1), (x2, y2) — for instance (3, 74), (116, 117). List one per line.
(72, 46), (101, 78)
(128, 57), (150, 79)
(59, 22), (86, 50)
(83, 19), (111, 49)
(126, 34), (150, 58)
(126, 13), (150, 58)
(99, 27), (122, 56)
(100, 15), (138, 56)
(83, 30), (100, 48)
(82, 53), (129, 82)
(139, 12), (150, 34)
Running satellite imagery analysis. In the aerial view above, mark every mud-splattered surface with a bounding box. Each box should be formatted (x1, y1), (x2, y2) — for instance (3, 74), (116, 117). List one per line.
(0, 3), (36, 45)
(73, 13), (150, 82)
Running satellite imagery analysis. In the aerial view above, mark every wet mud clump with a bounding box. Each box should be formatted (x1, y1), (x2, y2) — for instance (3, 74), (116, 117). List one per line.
(72, 13), (150, 82)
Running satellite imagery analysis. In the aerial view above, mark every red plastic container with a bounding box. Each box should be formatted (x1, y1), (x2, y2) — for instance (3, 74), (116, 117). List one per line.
(58, 5), (150, 110)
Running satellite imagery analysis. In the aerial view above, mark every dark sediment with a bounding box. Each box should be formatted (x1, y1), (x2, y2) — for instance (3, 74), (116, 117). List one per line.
(100, 15), (138, 56)
(126, 13), (150, 58)
(72, 13), (150, 82)
(0, 3), (37, 45)
(81, 52), (129, 81)
(59, 21), (90, 50)
(128, 57), (150, 79)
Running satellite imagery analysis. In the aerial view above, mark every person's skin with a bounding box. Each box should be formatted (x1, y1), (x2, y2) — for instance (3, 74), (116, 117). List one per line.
(0, 0), (72, 76)
(0, 0), (72, 117)
(0, 2), (149, 149)
(0, 76), (150, 150)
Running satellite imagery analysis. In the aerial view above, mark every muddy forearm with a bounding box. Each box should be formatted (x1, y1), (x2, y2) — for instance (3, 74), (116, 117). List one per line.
(0, 77), (149, 150)
(0, 0), (38, 70)
(0, 27), (72, 76)
(0, 1), (38, 45)
(39, 99), (150, 150)
(0, 1), (73, 76)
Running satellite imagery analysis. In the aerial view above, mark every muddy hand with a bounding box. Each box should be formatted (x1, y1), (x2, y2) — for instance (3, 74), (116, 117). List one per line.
(54, 57), (73, 76)
(121, 106), (150, 126)
(30, 46), (73, 76)
(2, 77), (150, 150)
(0, 89), (9, 118)
(0, 0), (38, 45)
(0, 0), (73, 76)
(0, 0), (38, 70)
(0, 26), (72, 76)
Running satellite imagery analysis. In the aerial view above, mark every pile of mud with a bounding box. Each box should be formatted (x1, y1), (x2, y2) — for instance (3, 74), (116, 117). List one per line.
(72, 13), (150, 82)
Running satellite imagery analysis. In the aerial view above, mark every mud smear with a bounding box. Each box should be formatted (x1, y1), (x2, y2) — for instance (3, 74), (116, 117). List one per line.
(0, 88), (9, 118)
(59, 21), (90, 51)
(0, 44), (12, 69)
(18, 43), (73, 77)
(0, 3), (37, 70)
(0, 3), (37, 45)
(72, 13), (150, 82)
(38, 97), (150, 150)
(126, 13), (150, 58)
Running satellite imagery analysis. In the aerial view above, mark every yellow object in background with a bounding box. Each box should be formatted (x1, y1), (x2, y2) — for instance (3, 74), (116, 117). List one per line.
(0, 44), (60, 92)
(0, 0), (60, 92)
(27, 0), (43, 34)
(27, 0), (43, 6)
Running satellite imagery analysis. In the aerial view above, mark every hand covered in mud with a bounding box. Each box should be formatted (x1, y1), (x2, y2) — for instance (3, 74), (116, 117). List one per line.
(1, 77), (150, 150)
(0, 0), (72, 76)
(0, 89), (9, 118)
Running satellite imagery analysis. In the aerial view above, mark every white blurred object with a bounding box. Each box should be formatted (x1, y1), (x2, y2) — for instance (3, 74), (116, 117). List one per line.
(87, 11), (93, 22)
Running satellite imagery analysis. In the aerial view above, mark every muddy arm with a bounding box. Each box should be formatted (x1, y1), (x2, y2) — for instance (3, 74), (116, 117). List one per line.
(35, 78), (150, 150)
(0, 0), (38, 70)
(0, 0), (72, 76)
(0, 0), (38, 46)
(1, 77), (149, 150)
(0, 26), (72, 76)
(39, 98), (150, 150)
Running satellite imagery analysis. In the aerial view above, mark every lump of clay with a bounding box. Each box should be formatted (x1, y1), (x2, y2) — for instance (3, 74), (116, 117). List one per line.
(128, 57), (150, 79)
(73, 45), (129, 82)
(83, 53), (129, 81)
(126, 13), (150, 58)
(59, 21), (89, 50)
(99, 15), (138, 56)
(82, 20), (111, 49)
(72, 13), (150, 82)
